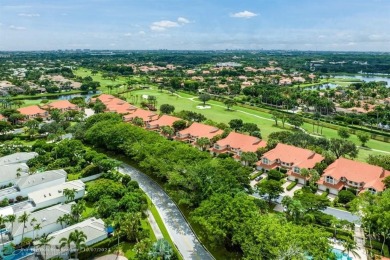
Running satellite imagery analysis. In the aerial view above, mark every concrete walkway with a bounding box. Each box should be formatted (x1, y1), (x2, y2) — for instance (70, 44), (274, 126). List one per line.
(147, 209), (163, 240)
(118, 164), (214, 260)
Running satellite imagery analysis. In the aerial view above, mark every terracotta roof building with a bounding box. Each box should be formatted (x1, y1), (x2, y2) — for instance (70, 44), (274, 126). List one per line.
(146, 115), (181, 130)
(317, 157), (390, 195)
(123, 108), (158, 124)
(44, 100), (79, 112)
(176, 122), (223, 143)
(91, 94), (137, 114)
(256, 143), (324, 185)
(211, 132), (266, 160)
(18, 105), (48, 120)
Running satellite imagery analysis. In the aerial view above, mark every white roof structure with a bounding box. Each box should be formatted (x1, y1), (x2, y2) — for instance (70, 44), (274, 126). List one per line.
(10, 203), (73, 237)
(16, 169), (67, 189)
(0, 206), (14, 217)
(37, 218), (107, 259)
(28, 180), (85, 205)
(47, 217), (106, 245)
(0, 163), (29, 183)
(0, 152), (38, 166)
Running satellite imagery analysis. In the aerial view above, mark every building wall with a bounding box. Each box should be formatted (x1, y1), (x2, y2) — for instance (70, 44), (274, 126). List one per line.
(12, 222), (64, 245)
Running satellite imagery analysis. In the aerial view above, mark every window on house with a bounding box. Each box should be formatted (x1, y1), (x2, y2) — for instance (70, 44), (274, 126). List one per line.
(294, 167), (300, 173)
(326, 176), (334, 184)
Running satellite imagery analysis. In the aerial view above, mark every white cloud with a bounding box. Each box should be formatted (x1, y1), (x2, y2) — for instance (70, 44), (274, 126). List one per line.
(150, 20), (179, 31)
(230, 11), (257, 19)
(138, 31), (146, 35)
(9, 25), (26, 30)
(178, 17), (190, 24)
(18, 13), (40, 17)
(123, 33), (132, 37)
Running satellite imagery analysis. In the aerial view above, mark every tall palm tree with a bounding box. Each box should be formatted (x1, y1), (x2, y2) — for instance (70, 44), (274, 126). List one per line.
(18, 212), (30, 242)
(6, 214), (16, 238)
(71, 201), (86, 223)
(342, 239), (360, 259)
(0, 215), (6, 247)
(70, 230), (87, 259)
(30, 217), (37, 240)
(37, 233), (54, 260)
(59, 235), (73, 259)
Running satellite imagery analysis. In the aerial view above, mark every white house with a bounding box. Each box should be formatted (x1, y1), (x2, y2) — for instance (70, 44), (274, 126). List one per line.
(0, 152), (38, 166)
(36, 218), (107, 260)
(0, 163), (29, 187)
(9, 203), (74, 245)
(28, 180), (85, 209)
(0, 169), (67, 201)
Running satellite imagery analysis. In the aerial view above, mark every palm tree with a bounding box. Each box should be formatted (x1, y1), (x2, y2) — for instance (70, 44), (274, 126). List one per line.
(18, 212), (30, 242)
(0, 215), (6, 247)
(30, 217), (37, 240)
(33, 223), (42, 240)
(63, 188), (77, 203)
(37, 233), (54, 260)
(6, 214), (16, 237)
(71, 201), (86, 223)
(56, 215), (67, 229)
(342, 239), (360, 259)
(70, 230), (87, 259)
(59, 235), (73, 259)
(330, 218), (340, 238)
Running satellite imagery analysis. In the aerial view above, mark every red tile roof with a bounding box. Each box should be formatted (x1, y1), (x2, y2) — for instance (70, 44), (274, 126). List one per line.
(321, 157), (390, 191)
(215, 132), (266, 153)
(178, 122), (223, 139)
(123, 109), (158, 122)
(261, 143), (323, 168)
(147, 115), (181, 128)
(46, 100), (78, 110)
(93, 94), (137, 114)
(18, 105), (47, 116)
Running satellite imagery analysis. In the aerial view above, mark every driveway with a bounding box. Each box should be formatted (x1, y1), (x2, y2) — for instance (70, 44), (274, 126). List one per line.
(118, 164), (214, 260)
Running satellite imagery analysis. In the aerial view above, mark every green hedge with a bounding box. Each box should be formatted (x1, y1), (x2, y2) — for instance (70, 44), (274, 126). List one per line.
(286, 181), (297, 191)
(366, 240), (390, 257)
(250, 172), (263, 180)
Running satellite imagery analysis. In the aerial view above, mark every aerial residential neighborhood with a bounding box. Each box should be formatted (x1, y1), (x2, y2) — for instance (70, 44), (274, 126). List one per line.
(1, 0), (390, 259)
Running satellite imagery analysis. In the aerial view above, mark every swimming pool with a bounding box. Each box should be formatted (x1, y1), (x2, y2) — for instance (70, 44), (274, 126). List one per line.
(3, 248), (35, 260)
(332, 248), (353, 260)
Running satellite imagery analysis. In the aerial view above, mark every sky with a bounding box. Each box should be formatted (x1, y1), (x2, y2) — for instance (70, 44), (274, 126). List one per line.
(0, 0), (390, 51)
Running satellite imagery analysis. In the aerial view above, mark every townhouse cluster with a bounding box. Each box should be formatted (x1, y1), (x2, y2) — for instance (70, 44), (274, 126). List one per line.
(93, 94), (390, 196)
(4, 100), (80, 122)
(0, 152), (107, 259)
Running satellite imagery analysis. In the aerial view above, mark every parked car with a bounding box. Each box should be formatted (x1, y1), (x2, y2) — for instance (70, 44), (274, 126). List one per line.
(255, 176), (263, 181)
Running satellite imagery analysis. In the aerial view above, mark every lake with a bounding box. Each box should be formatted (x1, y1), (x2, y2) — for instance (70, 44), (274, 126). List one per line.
(48, 91), (101, 101)
(334, 75), (390, 86)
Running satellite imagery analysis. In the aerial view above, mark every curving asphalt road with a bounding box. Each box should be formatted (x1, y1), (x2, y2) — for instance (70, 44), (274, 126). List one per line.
(118, 164), (214, 260)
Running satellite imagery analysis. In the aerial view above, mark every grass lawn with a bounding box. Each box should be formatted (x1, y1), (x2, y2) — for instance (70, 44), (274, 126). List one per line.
(127, 88), (390, 162)
(74, 68), (153, 94)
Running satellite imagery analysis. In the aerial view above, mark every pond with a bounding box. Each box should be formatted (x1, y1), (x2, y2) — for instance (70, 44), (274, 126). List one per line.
(334, 75), (390, 86)
(52, 90), (101, 101)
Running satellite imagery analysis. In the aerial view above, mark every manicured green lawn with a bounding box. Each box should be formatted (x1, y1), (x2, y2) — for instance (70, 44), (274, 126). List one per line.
(127, 88), (390, 162)
(75, 68), (390, 161)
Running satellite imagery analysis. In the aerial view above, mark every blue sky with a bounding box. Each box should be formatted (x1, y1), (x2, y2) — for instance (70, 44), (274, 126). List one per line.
(1, 0), (389, 51)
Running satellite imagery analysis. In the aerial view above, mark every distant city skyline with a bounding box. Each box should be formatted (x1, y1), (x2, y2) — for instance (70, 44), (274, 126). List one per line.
(1, 0), (389, 51)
